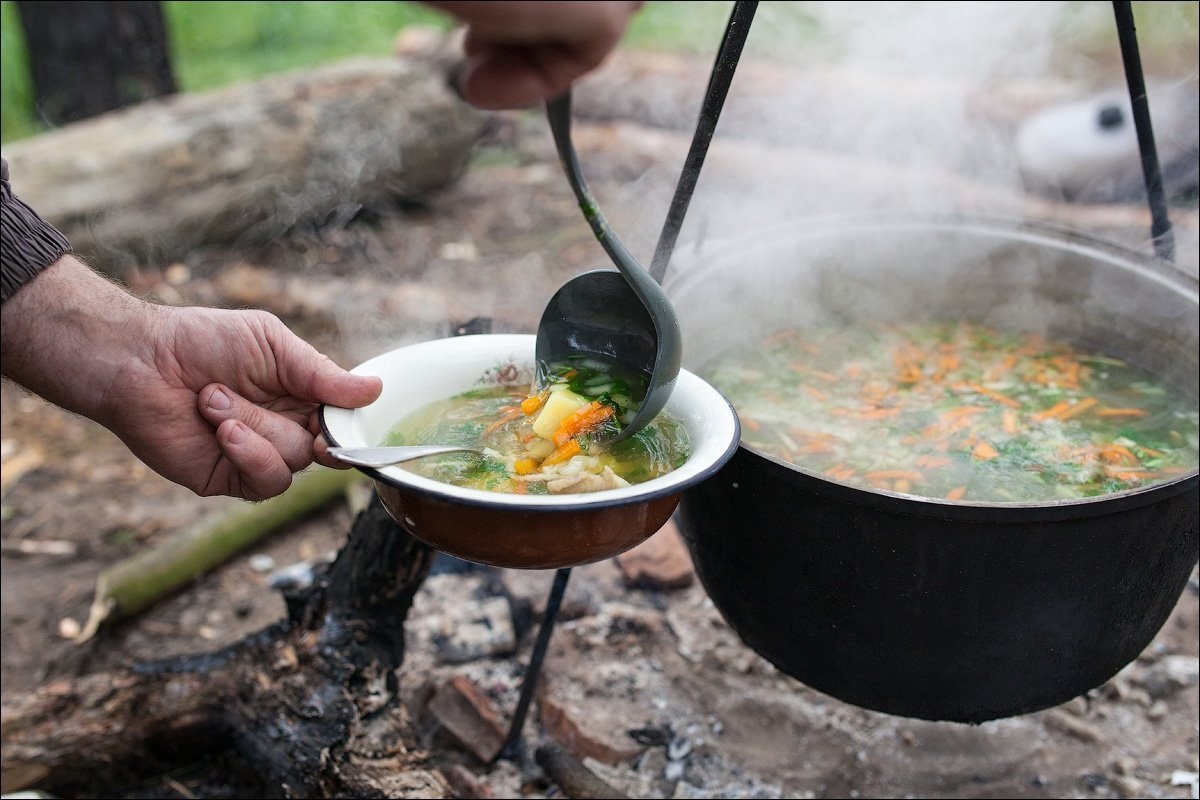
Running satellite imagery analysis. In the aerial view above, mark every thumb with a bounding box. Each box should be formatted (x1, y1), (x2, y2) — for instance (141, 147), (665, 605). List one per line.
(275, 334), (382, 409)
(308, 356), (383, 409)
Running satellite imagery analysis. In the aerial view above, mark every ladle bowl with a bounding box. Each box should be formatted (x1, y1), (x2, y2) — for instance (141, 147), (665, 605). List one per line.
(537, 91), (682, 443)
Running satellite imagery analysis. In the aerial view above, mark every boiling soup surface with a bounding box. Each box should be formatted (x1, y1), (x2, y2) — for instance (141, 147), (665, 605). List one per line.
(384, 355), (691, 495)
(701, 321), (1199, 502)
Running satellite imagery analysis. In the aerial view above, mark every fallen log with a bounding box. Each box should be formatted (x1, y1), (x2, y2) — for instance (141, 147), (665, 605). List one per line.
(3, 55), (484, 276)
(73, 466), (367, 643)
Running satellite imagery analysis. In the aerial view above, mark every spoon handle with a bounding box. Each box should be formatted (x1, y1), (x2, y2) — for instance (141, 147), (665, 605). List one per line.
(327, 445), (484, 468)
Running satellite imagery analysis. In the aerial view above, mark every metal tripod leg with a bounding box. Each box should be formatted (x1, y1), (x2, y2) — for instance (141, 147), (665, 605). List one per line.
(494, 567), (572, 762)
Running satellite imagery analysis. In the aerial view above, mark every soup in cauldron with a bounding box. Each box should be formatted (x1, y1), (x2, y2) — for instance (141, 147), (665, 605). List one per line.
(383, 355), (691, 494)
(701, 320), (1199, 502)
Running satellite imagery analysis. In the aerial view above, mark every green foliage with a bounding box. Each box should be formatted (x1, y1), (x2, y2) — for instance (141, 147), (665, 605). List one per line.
(164, 0), (449, 92)
(0, 0), (37, 141)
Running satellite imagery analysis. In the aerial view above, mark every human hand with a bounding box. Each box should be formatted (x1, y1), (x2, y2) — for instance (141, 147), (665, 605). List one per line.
(0, 256), (381, 500)
(426, 1), (643, 109)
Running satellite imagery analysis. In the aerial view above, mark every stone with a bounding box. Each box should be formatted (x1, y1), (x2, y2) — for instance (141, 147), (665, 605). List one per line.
(426, 675), (508, 764)
(615, 518), (694, 590)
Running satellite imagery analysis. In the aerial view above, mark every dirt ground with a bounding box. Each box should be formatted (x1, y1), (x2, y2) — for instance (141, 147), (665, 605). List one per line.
(3, 50), (1199, 799)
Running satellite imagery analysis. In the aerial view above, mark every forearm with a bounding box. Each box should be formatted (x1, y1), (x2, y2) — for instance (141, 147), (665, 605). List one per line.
(0, 253), (162, 427)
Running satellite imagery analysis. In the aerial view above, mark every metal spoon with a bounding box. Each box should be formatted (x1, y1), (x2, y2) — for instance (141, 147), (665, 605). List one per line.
(327, 445), (485, 469)
(539, 90), (683, 443)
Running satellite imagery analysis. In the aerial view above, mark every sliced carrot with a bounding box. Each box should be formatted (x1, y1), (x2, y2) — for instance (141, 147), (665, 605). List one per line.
(1031, 401), (1072, 422)
(972, 441), (999, 460)
(483, 407), (523, 436)
(1105, 467), (1162, 481)
(521, 393), (547, 416)
(1001, 409), (1019, 434)
(940, 405), (986, 420)
(513, 481), (530, 494)
(914, 455), (952, 469)
(552, 401), (615, 447)
(945, 486), (968, 501)
(956, 383), (1021, 408)
(855, 407), (901, 420)
(513, 458), (538, 475)
(542, 439), (582, 466)
(1097, 445), (1138, 466)
(1095, 407), (1149, 418)
(1059, 397), (1098, 420)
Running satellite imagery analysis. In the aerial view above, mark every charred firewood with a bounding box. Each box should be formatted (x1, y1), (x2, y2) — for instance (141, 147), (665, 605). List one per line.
(0, 495), (448, 799)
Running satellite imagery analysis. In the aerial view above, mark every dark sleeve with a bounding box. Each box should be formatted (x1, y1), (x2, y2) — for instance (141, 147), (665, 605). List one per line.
(1, 157), (72, 304)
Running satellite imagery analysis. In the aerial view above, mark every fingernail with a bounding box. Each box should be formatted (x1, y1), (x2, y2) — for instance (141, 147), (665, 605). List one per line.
(226, 422), (247, 445)
(208, 388), (231, 411)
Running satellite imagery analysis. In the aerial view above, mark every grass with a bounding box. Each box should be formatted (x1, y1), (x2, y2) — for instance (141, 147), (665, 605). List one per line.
(2, 1), (1196, 143)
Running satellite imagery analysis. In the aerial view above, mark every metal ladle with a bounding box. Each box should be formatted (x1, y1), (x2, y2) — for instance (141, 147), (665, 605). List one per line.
(536, 90), (683, 443)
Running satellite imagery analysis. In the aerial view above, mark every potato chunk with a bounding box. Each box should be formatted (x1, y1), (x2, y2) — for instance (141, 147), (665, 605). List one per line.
(531, 389), (589, 439)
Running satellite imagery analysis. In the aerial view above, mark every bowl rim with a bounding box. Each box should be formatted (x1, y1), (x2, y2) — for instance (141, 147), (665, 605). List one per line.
(320, 334), (742, 512)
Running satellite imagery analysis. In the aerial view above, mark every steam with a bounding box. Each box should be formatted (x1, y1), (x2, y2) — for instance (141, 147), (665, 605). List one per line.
(603, 1), (1198, 270)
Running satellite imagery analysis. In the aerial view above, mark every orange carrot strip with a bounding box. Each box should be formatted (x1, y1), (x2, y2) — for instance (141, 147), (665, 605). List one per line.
(542, 439), (582, 466)
(483, 407), (523, 436)
(941, 405), (986, 420)
(958, 384), (1021, 408)
(914, 455), (952, 469)
(1105, 468), (1162, 481)
(972, 441), (999, 460)
(856, 407), (901, 420)
(1001, 409), (1019, 434)
(1059, 397), (1098, 420)
(945, 486), (968, 501)
(1095, 408), (1149, 418)
(1098, 445), (1138, 466)
(552, 401), (615, 447)
(1031, 401), (1071, 422)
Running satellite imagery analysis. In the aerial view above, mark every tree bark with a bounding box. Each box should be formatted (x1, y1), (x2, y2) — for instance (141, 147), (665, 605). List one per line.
(16, 1), (177, 126)
(2, 55), (483, 275)
(1, 495), (449, 799)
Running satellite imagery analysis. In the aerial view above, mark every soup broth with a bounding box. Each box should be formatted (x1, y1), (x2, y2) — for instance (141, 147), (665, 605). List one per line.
(701, 321), (1199, 502)
(384, 356), (691, 494)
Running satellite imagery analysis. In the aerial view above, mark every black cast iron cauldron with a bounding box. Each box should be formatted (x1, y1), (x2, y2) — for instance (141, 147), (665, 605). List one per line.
(667, 214), (1199, 723)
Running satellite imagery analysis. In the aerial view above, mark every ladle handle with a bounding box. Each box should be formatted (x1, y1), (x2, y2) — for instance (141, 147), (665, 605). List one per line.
(545, 92), (669, 320)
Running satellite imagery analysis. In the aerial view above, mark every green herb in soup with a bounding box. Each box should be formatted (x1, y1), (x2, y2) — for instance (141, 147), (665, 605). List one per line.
(701, 322), (1199, 502)
(384, 356), (690, 494)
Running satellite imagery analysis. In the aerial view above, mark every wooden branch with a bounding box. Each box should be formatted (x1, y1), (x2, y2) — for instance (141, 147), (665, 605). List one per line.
(75, 467), (366, 642)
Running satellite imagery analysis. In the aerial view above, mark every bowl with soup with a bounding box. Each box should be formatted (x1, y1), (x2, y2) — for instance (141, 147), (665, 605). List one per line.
(666, 214), (1199, 723)
(320, 333), (739, 569)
